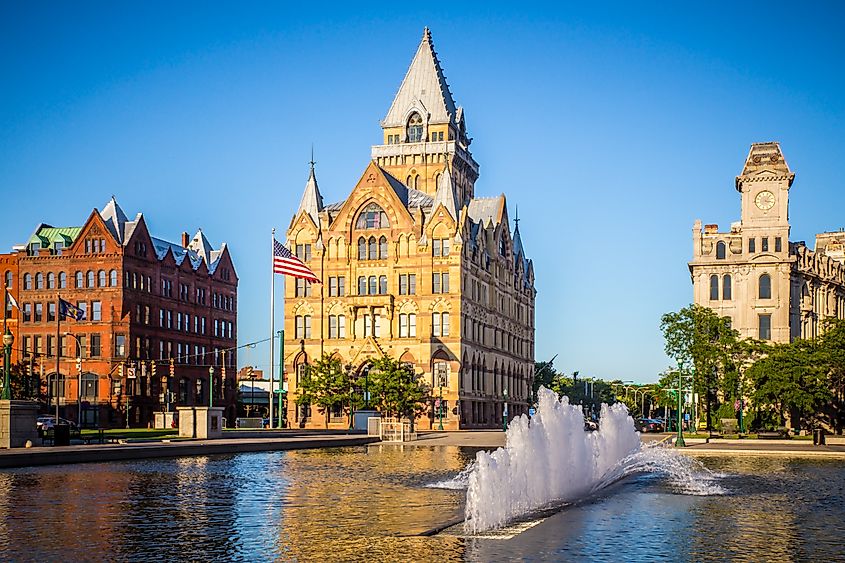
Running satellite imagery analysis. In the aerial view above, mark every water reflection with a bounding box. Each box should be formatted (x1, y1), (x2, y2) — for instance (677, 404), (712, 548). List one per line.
(0, 450), (842, 561)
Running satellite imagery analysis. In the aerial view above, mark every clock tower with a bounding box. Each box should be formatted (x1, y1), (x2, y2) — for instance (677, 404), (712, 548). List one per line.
(736, 142), (794, 246)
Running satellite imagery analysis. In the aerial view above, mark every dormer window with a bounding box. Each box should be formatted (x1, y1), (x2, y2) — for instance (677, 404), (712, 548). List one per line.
(356, 203), (389, 230)
(407, 112), (423, 142)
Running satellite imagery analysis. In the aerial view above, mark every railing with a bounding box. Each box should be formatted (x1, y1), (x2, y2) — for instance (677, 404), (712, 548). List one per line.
(370, 417), (417, 442)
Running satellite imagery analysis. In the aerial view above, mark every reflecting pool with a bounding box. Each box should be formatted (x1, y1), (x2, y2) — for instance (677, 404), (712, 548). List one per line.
(0, 447), (843, 562)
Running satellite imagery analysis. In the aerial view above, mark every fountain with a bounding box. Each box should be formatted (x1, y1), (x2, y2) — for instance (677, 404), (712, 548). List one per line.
(463, 387), (642, 533)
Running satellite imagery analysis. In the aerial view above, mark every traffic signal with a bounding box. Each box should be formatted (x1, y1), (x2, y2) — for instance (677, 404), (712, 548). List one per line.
(151, 362), (156, 378)
(169, 358), (175, 378)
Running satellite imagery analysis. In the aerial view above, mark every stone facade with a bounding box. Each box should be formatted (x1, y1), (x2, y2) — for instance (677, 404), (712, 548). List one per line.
(1, 198), (238, 428)
(284, 28), (536, 430)
(690, 142), (845, 342)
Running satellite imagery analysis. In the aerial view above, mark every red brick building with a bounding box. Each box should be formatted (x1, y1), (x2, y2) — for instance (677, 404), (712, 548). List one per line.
(1, 197), (238, 427)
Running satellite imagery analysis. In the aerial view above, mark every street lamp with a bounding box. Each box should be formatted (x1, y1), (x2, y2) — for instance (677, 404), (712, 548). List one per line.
(437, 372), (445, 431)
(503, 387), (509, 432)
(64, 332), (83, 426)
(208, 366), (215, 408)
(2, 327), (13, 400)
(675, 371), (686, 448)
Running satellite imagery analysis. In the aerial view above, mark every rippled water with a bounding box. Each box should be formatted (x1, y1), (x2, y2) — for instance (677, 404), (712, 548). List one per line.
(0, 447), (843, 561)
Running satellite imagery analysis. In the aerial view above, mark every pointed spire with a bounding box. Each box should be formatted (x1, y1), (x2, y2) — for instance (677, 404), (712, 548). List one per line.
(188, 228), (213, 264)
(382, 27), (458, 128)
(100, 196), (129, 243)
(431, 164), (459, 220)
(513, 205), (525, 260)
(296, 157), (324, 228)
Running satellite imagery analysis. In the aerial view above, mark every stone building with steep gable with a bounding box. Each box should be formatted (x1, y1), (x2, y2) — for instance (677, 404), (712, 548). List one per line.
(284, 28), (536, 430)
(690, 142), (845, 343)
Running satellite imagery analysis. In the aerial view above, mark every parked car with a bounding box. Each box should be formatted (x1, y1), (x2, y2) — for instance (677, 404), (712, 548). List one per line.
(636, 418), (665, 433)
(36, 415), (80, 434)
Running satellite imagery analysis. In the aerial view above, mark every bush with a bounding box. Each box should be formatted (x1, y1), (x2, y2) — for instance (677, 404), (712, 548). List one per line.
(714, 402), (737, 432)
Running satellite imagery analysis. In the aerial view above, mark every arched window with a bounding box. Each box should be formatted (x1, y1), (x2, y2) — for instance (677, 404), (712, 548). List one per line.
(98, 270), (106, 287)
(23, 273), (32, 290)
(716, 241), (726, 259)
(81, 373), (98, 400)
(759, 274), (772, 299)
(87, 271), (95, 288)
(358, 276), (366, 295)
(75, 271), (83, 288)
(4, 271), (11, 288)
(59, 272), (67, 289)
(355, 203), (389, 230)
(379, 275), (387, 295)
(35, 273), (44, 289)
(368, 237), (377, 260)
(709, 275), (719, 300)
(407, 112), (423, 142)
(723, 275), (732, 300)
(413, 175), (419, 189)
(47, 272), (55, 289)
(110, 270), (118, 287)
(368, 276), (377, 295)
(358, 237), (366, 260)
(379, 236), (388, 259)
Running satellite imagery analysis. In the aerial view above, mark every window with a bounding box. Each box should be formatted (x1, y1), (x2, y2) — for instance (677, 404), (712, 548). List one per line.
(338, 315), (346, 338)
(329, 315), (338, 339)
(749, 238), (756, 253)
(46, 335), (55, 357)
(337, 276), (345, 297)
(364, 314), (372, 337)
(379, 236), (388, 259)
(433, 361), (449, 388)
(716, 241), (726, 260)
(295, 244), (312, 262)
(759, 314), (771, 340)
(368, 276), (377, 295)
(358, 276), (366, 295)
(87, 271), (95, 288)
(759, 274), (772, 299)
(77, 302), (87, 320)
(4, 271), (11, 288)
(762, 237), (769, 252)
(329, 277), (338, 296)
(59, 272), (67, 289)
(295, 315), (312, 339)
(90, 334), (101, 357)
(97, 270), (105, 287)
(35, 273), (44, 289)
(115, 334), (126, 357)
(48, 302), (56, 322)
(23, 273), (32, 290)
(399, 273), (417, 295)
(775, 237), (782, 252)
(432, 272), (449, 294)
(358, 237), (366, 259)
(379, 276), (387, 295)
(368, 237), (377, 260)
(81, 373), (98, 400)
(709, 275), (719, 301)
(35, 303), (43, 322)
(295, 278), (312, 297)
(355, 203), (389, 230)
(47, 272), (55, 289)
(407, 112), (423, 142)
(433, 239), (451, 257)
(433, 312), (450, 337)
(723, 275), (732, 301)
(399, 313), (417, 338)
(91, 301), (102, 321)
(23, 303), (31, 322)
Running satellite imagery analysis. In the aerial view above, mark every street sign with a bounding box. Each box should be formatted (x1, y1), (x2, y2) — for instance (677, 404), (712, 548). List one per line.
(529, 407), (536, 417)
(127, 367), (136, 379)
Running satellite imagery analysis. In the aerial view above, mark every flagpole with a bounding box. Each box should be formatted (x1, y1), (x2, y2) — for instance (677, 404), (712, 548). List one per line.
(55, 296), (61, 423)
(269, 228), (275, 429)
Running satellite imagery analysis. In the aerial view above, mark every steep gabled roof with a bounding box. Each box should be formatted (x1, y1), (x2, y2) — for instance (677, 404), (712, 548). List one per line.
(295, 164), (324, 228)
(382, 27), (458, 128)
(467, 196), (505, 227)
(100, 196), (129, 243)
(431, 165), (458, 219)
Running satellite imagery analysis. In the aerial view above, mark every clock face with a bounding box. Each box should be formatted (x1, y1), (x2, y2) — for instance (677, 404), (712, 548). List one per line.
(755, 190), (775, 210)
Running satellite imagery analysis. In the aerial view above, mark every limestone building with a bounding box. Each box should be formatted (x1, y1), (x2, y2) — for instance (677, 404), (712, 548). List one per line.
(689, 142), (845, 342)
(283, 28), (536, 430)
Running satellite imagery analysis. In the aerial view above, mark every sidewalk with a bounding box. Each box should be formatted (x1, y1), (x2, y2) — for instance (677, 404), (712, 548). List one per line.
(0, 433), (379, 469)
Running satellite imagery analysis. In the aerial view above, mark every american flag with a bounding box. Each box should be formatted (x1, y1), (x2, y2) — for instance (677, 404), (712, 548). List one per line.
(273, 238), (321, 283)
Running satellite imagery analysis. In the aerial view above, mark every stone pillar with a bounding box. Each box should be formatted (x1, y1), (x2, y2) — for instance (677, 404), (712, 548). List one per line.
(0, 400), (39, 448)
(177, 406), (225, 439)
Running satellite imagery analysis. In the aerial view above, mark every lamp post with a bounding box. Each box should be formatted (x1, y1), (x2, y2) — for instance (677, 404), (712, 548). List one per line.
(208, 366), (215, 408)
(63, 333), (83, 426)
(437, 374), (444, 431)
(277, 330), (284, 429)
(503, 387), (509, 432)
(2, 327), (13, 400)
(675, 371), (686, 448)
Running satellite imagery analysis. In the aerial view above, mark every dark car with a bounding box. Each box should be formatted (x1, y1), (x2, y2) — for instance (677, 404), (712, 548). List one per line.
(636, 418), (664, 433)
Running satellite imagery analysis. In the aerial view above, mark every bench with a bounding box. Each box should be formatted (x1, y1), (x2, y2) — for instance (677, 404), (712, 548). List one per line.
(757, 429), (789, 439)
(81, 428), (106, 445)
(721, 418), (738, 434)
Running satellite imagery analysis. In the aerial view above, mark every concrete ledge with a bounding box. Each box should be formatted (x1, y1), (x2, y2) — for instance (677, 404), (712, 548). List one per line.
(825, 436), (845, 446)
(0, 435), (380, 469)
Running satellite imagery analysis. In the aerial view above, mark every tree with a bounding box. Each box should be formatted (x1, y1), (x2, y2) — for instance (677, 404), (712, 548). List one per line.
(295, 353), (351, 428)
(0, 360), (45, 401)
(817, 318), (845, 433)
(367, 354), (431, 431)
(660, 304), (741, 430)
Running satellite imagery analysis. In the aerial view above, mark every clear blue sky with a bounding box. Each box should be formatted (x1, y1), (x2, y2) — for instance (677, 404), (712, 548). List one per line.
(2, 2), (844, 382)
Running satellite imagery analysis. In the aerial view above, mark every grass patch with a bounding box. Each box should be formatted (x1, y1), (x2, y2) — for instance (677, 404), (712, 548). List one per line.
(81, 428), (178, 439)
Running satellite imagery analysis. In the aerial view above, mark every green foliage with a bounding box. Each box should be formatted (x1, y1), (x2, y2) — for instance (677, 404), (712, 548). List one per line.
(714, 402), (737, 431)
(367, 354), (431, 429)
(296, 353), (351, 428)
(0, 360), (45, 401)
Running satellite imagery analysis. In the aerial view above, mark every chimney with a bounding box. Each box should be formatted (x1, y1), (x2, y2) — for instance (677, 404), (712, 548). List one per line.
(182, 232), (189, 248)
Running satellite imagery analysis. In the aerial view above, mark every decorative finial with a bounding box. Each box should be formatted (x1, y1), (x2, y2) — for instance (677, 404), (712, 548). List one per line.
(423, 26), (431, 41)
(309, 144), (316, 171)
(514, 205), (520, 230)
